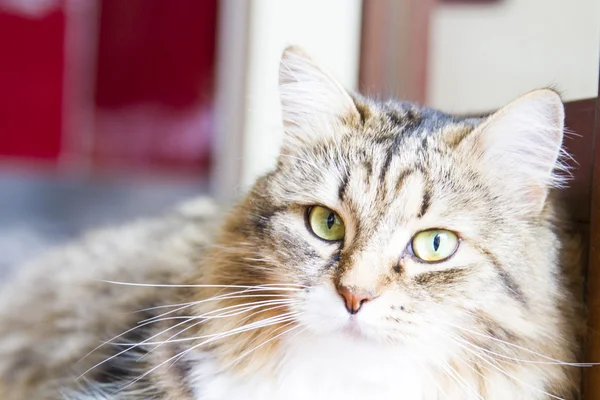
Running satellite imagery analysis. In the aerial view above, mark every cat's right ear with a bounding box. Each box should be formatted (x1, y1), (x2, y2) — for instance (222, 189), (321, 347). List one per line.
(457, 89), (566, 216)
(278, 46), (360, 153)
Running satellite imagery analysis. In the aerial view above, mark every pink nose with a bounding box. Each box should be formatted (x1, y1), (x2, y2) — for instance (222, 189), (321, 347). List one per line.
(337, 286), (374, 314)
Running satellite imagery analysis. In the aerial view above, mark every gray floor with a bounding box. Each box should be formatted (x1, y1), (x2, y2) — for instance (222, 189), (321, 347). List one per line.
(0, 173), (207, 281)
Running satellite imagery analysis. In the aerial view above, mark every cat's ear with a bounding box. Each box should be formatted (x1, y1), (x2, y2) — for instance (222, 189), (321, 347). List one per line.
(460, 89), (566, 215)
(278, 46), (360, 152)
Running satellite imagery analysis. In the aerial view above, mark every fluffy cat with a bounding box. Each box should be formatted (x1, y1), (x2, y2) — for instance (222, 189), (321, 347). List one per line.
(0, 46), (586, 400)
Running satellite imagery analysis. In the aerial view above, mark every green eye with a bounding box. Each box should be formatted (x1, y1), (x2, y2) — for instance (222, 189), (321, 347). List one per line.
(308, 206), (345, 242)
(411, 229), (459, 262)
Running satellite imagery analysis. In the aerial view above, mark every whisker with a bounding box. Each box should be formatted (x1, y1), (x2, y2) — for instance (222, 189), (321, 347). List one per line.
(130, 300), (297, 337)
(415, 340), (483, 400)
(147, 298), (299, 324)
(123, 312), (300, 346)
(77, 316), (197, 380)
(446, 329), (587, 367)
(101, 280), (307, 290)
(77, 316), (197, 365)
(408, 339), (453, 400)
(119, 313), (299, 390)
(81, 311), (297, 381)
(440, 319), (592, 366)
(437, 329), (566, 400)
(137, 303), (298, 361)
(139, 294), (299, 324)
(79, 300), (298, 377)
(219, 322), (304, 373)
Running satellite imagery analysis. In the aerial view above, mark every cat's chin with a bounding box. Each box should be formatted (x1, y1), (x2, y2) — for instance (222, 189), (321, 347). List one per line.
(305, 321), (409, 352)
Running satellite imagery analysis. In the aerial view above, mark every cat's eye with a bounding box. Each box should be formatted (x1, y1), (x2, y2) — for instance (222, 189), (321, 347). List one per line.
(307, 206), (345, 242)
(411, 229), (459, 262)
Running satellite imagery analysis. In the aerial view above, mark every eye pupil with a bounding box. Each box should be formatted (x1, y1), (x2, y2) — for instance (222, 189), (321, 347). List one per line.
(433, 234), (441, 252)
(326, 213), (335, 229)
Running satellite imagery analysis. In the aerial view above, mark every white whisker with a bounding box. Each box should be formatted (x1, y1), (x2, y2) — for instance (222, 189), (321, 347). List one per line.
(119, 313), (299, 390)
(77, 316), (197, 365)
(219, 321), (304, 373)
(101, 280), (306, 290)
(440, 319), (592, 366)
(137, 303), (298, 361)
(77, 316), (197, 380)
(436, 328), (566, 400)
(140, 294), (299, 324)
(124, 312), (300, 346)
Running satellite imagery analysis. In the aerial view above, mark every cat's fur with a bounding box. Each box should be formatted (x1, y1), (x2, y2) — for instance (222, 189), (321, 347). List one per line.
(0, 47), (586, 399)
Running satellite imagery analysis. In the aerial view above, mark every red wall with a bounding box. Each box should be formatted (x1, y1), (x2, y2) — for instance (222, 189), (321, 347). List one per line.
(93, 0), (218, 172)
(95, 0), (217, 110)
(0, 0), (217, 175)
(0, 5), (65, 162)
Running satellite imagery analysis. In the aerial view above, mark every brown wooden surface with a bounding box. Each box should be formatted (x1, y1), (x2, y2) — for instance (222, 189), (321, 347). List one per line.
(583, 86), (600, 397)
(559, 96), (599, 400)
(562, 98), (598, 224)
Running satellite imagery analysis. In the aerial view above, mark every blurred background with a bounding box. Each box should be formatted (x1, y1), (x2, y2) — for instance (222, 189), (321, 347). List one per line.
(0, 0), (599, 277)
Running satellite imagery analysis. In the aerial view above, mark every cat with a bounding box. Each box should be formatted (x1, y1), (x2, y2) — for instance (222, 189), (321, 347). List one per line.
(0, 46), (586, 400)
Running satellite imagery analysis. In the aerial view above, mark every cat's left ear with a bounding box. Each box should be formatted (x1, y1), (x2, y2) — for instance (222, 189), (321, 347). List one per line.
(459, 89), (565, 215)
(278, 46), (360, 152)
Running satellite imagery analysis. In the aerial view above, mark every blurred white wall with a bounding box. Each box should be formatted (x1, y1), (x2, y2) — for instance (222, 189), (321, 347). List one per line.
(427, 0), (600, 113)
(241, 0), (363, 188)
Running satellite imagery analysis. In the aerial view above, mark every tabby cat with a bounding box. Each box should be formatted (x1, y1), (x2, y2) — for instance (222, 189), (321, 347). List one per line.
(0, 46), (586, 399)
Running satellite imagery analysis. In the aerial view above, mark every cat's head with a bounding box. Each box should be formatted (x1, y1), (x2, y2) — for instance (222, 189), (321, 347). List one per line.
(213, 46), (568, 358)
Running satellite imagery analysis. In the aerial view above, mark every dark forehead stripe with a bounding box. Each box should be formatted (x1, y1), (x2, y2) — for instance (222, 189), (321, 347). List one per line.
(386, 104), (423, 130)
(391, 164), (430, 219)
(379, 150), (394, 186)
(348, 103), (472, 213)
(377, 103), (445, 189)
(394, 169), (412, 193)
(377, 107), (423, 185)
(479, 246), (527, 307)
(338, 170), (350, 201)
(418, 186), (431, 218)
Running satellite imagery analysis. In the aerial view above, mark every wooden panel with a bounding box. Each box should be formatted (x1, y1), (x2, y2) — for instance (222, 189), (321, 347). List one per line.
(561, 98), (598, 224)
(583, 82), (600, 398)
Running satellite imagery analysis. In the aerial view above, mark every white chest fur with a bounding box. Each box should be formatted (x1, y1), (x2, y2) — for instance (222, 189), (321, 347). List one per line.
(187, 332), (548, 400)
(189, 333), (430, 400)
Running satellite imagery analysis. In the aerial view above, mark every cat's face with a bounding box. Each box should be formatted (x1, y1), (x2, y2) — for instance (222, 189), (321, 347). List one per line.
(234, 47), (565, 355)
